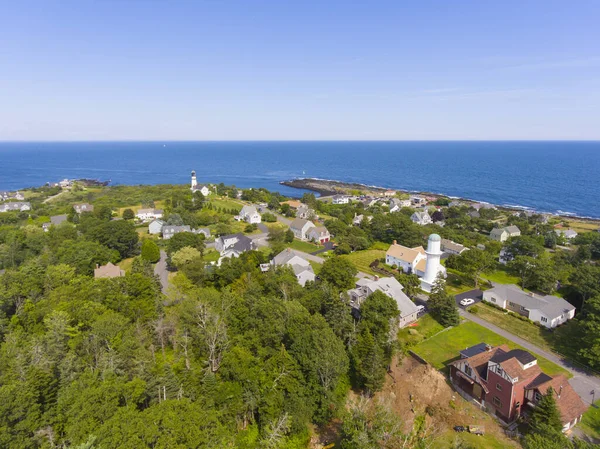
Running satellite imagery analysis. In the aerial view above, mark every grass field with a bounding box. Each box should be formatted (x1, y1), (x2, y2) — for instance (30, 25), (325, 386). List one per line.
(436, 431), (520, 449)
(444, 269), (475, 296)
(397, 314), (444, 348)
(565, 220), (600, 234)
(203, 249), (220, 263)
(579, 401), (600, 440)
(208, 197), (243, 211)
(413, 321), (571, 378)
(480, 268), (521, 286)
(118, 257), (134, 273)
(287, 239), (322, 254)
(468, 302), (556, 353)
(341, 249), (386, 275)
(309, 260), (322, 275)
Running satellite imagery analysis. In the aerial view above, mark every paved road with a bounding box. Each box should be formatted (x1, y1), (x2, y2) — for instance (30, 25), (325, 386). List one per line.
(154, 250), (169, 294)
(460, 309), (600, 406)
(276, 214), (292, 226)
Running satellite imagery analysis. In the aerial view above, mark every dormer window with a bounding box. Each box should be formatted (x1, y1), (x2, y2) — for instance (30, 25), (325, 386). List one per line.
(464, 365), (472, 377)
(497, 367), (504, 376)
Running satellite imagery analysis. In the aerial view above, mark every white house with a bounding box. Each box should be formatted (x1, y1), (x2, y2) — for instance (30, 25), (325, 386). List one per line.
(215, 233), (255, 265)
(296, 204), (316, 220)
(411, 211), (432, 226)
(482, 284), (575, 329)
(290, 218), (316, 241)
(42, 214), (68, 231)
(73, 203), (94, 214)
(190, 170), (211, 196)
(306, 226), (330, 245)
(410, 195), (427, 205)
(237, 205), (262, 224)
(383, 190), (397, 197)
(162, 225), (192, 240)
(149, 219), (165, 235)
(136, 209), (164, 221)
(346, 277), (419, 328)
(490, 225), (521, 242)
(271, 249), (316, 286)
(386, 240), (427, 274)
(0, 202), (31, 213)
(555, 229), (578, 240)
(332, 195), (350, 205)
(389, 198), (411, 213)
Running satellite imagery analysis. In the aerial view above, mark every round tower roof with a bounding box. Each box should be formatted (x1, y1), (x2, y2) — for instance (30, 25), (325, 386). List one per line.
(191, 170), (196, 176)
(428, 233), (441, 242)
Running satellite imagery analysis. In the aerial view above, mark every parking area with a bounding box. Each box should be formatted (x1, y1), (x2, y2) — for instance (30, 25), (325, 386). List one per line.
(454, 289), (484, 309)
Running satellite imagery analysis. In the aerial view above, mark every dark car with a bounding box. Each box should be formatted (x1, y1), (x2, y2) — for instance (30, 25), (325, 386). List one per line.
(453, 426), (466, 432)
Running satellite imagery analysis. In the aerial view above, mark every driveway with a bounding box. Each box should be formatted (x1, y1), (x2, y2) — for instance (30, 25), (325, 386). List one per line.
(154, 250), (169, 295)
(311, 241), (335, 255)
(455, 289), (484, 309)
(257, 223), (269, 233)
(460, 310), (600, 406)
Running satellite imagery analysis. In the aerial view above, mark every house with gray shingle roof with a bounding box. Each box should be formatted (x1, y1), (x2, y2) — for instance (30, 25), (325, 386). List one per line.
(483, 284), (575, 328)
(490, 225), (521, 242)
(271, 249), (315, 286)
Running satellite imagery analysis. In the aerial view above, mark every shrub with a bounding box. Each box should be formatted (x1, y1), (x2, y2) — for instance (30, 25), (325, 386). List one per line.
(468, 305), (479, 314)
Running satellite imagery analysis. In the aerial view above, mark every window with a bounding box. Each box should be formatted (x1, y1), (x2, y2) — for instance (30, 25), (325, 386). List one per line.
(541, 317), (548, 323)
(493, 396), (502, 408)
(509, 301), (517, 308)
(464, 365), (472, 377)
(496, 383), (502, 391)
(520, 306), (527, 312)
(534, 391), (542, 402)
(490, 297), (496, 303)
(496, 367), (504, 376)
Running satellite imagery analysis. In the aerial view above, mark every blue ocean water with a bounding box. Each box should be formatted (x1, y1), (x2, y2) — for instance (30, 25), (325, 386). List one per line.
(0, 141), (599, 218)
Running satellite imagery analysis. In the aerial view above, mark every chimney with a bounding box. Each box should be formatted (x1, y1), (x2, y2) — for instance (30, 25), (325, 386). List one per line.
(393, 240), (397, 245)
(96, 264), (99, 269)
(286, 248), (291, 253)
(558, 385), (563, 399)
(374, 275), (379, 281)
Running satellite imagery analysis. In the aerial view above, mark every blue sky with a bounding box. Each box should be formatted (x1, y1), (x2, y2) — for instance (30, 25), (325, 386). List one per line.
(0, 0), (599, 140)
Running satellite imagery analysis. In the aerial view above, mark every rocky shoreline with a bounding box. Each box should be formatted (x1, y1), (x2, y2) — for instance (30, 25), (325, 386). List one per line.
(281, 178), (600, 223)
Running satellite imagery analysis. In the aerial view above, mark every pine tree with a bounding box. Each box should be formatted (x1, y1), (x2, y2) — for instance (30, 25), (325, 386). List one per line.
(141, 239), (161, 263)
(528, 387), (564, 434)
(427, 274), (460, 327)
(352, 330), (386, 394)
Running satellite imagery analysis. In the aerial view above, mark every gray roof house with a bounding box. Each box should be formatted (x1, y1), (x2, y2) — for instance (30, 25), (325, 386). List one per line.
(441, 239), (468, 255)
(0, 202), (31, 213)
(346, 277), (419, 328)
(271, 249), (316, 286)
(149, 219), (165, 235)
(162, 225), (192, 239)
(42, 214), (69, 231)
(290, 218), (316, 241)
(73, 203), (94, 214)
(216, 233), (256, 265)
(490, 226), (521, 242)
(411, 211), (432, 226)
(482, 284), (575, 329)
(555, 229), (578, 240)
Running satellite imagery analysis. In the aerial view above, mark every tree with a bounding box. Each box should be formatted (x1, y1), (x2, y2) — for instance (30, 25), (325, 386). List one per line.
(171, 246), (202, 269)
(503, 235), (545, 260)
(94, 205), (113, 221)
(85, 220), (140, 259)
(570, 264), (600, 307)
(319, 257), (358, 291)
(396, 272), (421, 298)
(262, 212), (276, 222)
(56, 240), (120, 275)
(431, 210), (445, 223)
(359, 291), (399, 347)
(167, 232), (205, 256)
(352, 330), (386, 394)
(141, 239), (160, 263)
(122, 209), (135, 220)
(427, 275), (459, 327)
(448, 248), (495, 288)
(523, 387), (571, 449)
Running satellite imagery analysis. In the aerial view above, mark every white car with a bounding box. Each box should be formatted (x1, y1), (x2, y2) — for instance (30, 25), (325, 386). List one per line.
(460, 298), (475, 306)
(416, 305), (426, 314)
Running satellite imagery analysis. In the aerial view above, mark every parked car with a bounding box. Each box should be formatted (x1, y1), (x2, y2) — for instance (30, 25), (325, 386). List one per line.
(416, 305), (426, 314)
(453, 426), (466, 433)
(460, 298), (475, 306)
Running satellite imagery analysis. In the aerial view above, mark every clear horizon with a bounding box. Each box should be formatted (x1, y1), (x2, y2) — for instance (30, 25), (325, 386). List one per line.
(1, 1), (599, 140)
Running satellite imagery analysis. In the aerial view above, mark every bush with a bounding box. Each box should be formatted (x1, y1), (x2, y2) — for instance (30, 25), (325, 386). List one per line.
(468, 305), (479, 314)
(141, 239), (160, 263)
(262, 212), (276, 222)
(122, 208), (135, 220)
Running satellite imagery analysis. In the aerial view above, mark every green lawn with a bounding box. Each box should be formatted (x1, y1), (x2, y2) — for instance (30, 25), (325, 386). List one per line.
(287, 239), (322, 254)
(309, 260), (322, 275)
(203, 249), (220, 263)
(208, 197), (243, 211)
(579, 401), (600, 440)
(118, 257), (134, 273)
(480, 268), (520, 286)
(468, 302), (556, 353)
(445, 269), (475, 296)
(369, 241), (390, 251)
(435, 430), (520, 449)
(413, 321), (571, 378)
(397, 314), (444, 348)
(341, 249), (386, 275)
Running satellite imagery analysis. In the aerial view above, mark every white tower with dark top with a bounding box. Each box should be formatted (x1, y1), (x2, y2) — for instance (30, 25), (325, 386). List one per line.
(191, 170), (197, 191)
(421, 233), (445, 293)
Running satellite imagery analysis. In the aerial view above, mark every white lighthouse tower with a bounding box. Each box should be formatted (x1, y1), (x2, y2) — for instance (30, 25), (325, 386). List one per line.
(190, 170), (197, 191)
(420, 233), (445, 293)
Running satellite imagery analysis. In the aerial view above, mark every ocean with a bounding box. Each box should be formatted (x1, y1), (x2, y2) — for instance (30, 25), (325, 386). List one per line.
(0, 141), (599, 218)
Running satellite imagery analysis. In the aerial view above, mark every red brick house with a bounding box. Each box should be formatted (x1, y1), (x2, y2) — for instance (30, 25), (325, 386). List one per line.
(449, 344), (587, 432)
